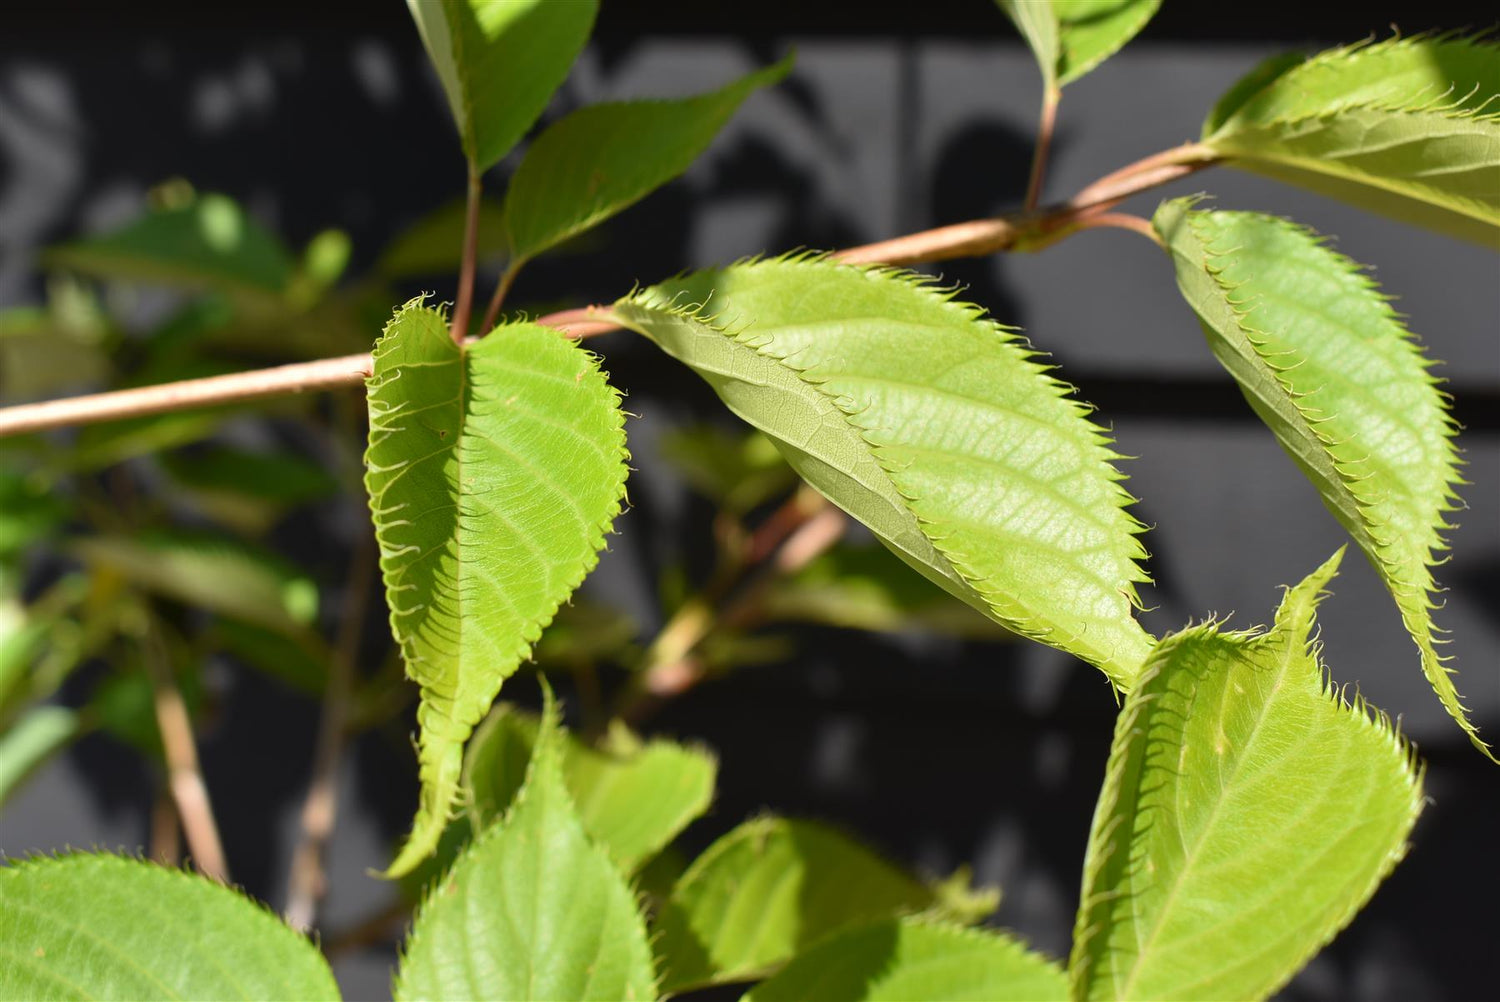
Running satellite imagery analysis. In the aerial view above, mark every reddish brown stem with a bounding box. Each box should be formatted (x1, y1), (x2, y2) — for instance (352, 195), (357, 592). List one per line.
(1024, 86), (1061, 212)
(449, 166), (483, 344)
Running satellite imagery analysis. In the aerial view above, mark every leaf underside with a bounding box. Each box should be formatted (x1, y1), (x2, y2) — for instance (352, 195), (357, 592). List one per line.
(1202, 34), (1500, 245)
(395, 694), (656, 1001)
(652, 816), (940, 994)
(505, 55), (792, 265)
(365, 304), (628, 875)
(997, 0), (1160, 88)
(1070, 550), (1424, 1001)
(743, 916), (1068, 1002)
(1155, 199), (1487, 760)
(0, 853), (338, 1001)
(609, 257), (1152, 686)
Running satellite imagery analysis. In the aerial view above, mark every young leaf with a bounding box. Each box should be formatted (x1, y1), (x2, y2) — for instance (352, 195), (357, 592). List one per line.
(608, 257), (1152, 687)
(43, 193), (292, 297)
(0, 853), (339, 1000)
(1155, 200), (1487, 760)
(1069, 550), (1425, 1001)
(653, 816), (939, 993)
(503, 55), (792, 266)
(743, 917), (1067, 1002)
(1200, 34), (1500, 245)
(365, 303), (628, 875)
(395, 694), (656, 1002)
(407, 0), (598, 171)
(0, 706), (78, 811)
(465, 705), (717, 872)
(997, 1), (1160, 89)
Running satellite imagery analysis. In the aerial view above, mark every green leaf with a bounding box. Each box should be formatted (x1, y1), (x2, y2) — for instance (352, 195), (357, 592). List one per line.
(376, 196), (510, 278)
(997, 1), (1160, 88)
(652, 816), (939, 993)
(743, 917), (1067, 1002)
(608, 257), (1152, 686)
(70, 532), (320, 637)
(504, 55), (792, 265)
(763, 542), (1019, 639)
(1155, 200), (1487, 760)
(407, 0), (598, 171)
(0, 853), (339, 1000)
(1069, 550), (1425, 1001)
(365, 302), (628, 876)
(395, 693), (656, 1002)
(1200, 34), (1500, 245)
(0, 706), (78, 811)
(44, 193), (293, 297)
(465, 705), (717, 872)
(658, 425), (795, 515)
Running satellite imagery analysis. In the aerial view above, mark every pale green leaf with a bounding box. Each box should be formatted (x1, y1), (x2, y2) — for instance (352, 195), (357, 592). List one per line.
(743, 917), (1067, 1002)
(0, 706), (77, 811)
(1070, 550), (1425, 1001)
(0, 853), (339, 1001)
(997, 1), (1159, 88)
(1201, 34), (1500, 245)
(407, 0), (597, 171)
(395, 694), (656, 1002)
(608, 257), (1152, 686)
(44, 193), (293, 297)
(505, 55), (791, 265)
(465, 705), (717, 872)
(365, 303), (628, 875)
(996, 1), (1060, 90)
(652, 816), (938, 993)
(1155, 200), (1486, 760)
(69, 532), (319, 637)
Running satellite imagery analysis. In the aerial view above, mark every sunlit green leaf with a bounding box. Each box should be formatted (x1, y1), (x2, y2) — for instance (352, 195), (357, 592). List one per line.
(365, 302), (628, 876)
(1070, 550), (1424, 1001)
(504, 55), (791, 265)
(1201, 34), (1500, 245)
(407, 0), (598, 171)
(466, 706), (716, 871)
(653, 816), (939, 993)
(44, 193), (293, 297)
(0, 706), (79, 812)
(395, 692), (656, 1001)
(70, 532), (319, 638)
(744, 917), (1067, 1002)
(609, 257), (1152, 686)
(1155, 200), (1486, 759)
(0, 853), (339, 1000)
(996, 1), (1159, 88)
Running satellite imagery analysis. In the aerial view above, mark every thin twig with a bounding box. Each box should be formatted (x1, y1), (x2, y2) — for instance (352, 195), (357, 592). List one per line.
(283, 527), (375, 932)
(0, 143), (1223, 440)
(449, 166), (483, 344)
(144, 627), (230, 882)
(478, 261), (521, 336)
(1024, 85), (1061, 212)
(1070, 212), (1163, 245)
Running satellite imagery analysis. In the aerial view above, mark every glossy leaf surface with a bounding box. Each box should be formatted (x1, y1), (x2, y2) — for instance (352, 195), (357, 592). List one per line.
(395, 696), (656, 1002)
(653, 816), (938, 993)
(744, 917), (1067, 1002)
(609, 257), (1151, 685)
(1156, 200), (1484, 758)
(505, 56), (791, 264)
(0, 853), (338, 1000)
(1202, 35), (1500, 244)
(365, 304), (628, 875)
(1070, 551), (1424, 1001)
(407, 0), (597, 171)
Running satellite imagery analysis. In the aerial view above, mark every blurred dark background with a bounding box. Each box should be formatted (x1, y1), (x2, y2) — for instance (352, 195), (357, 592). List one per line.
(1, 3), (1496, 999)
